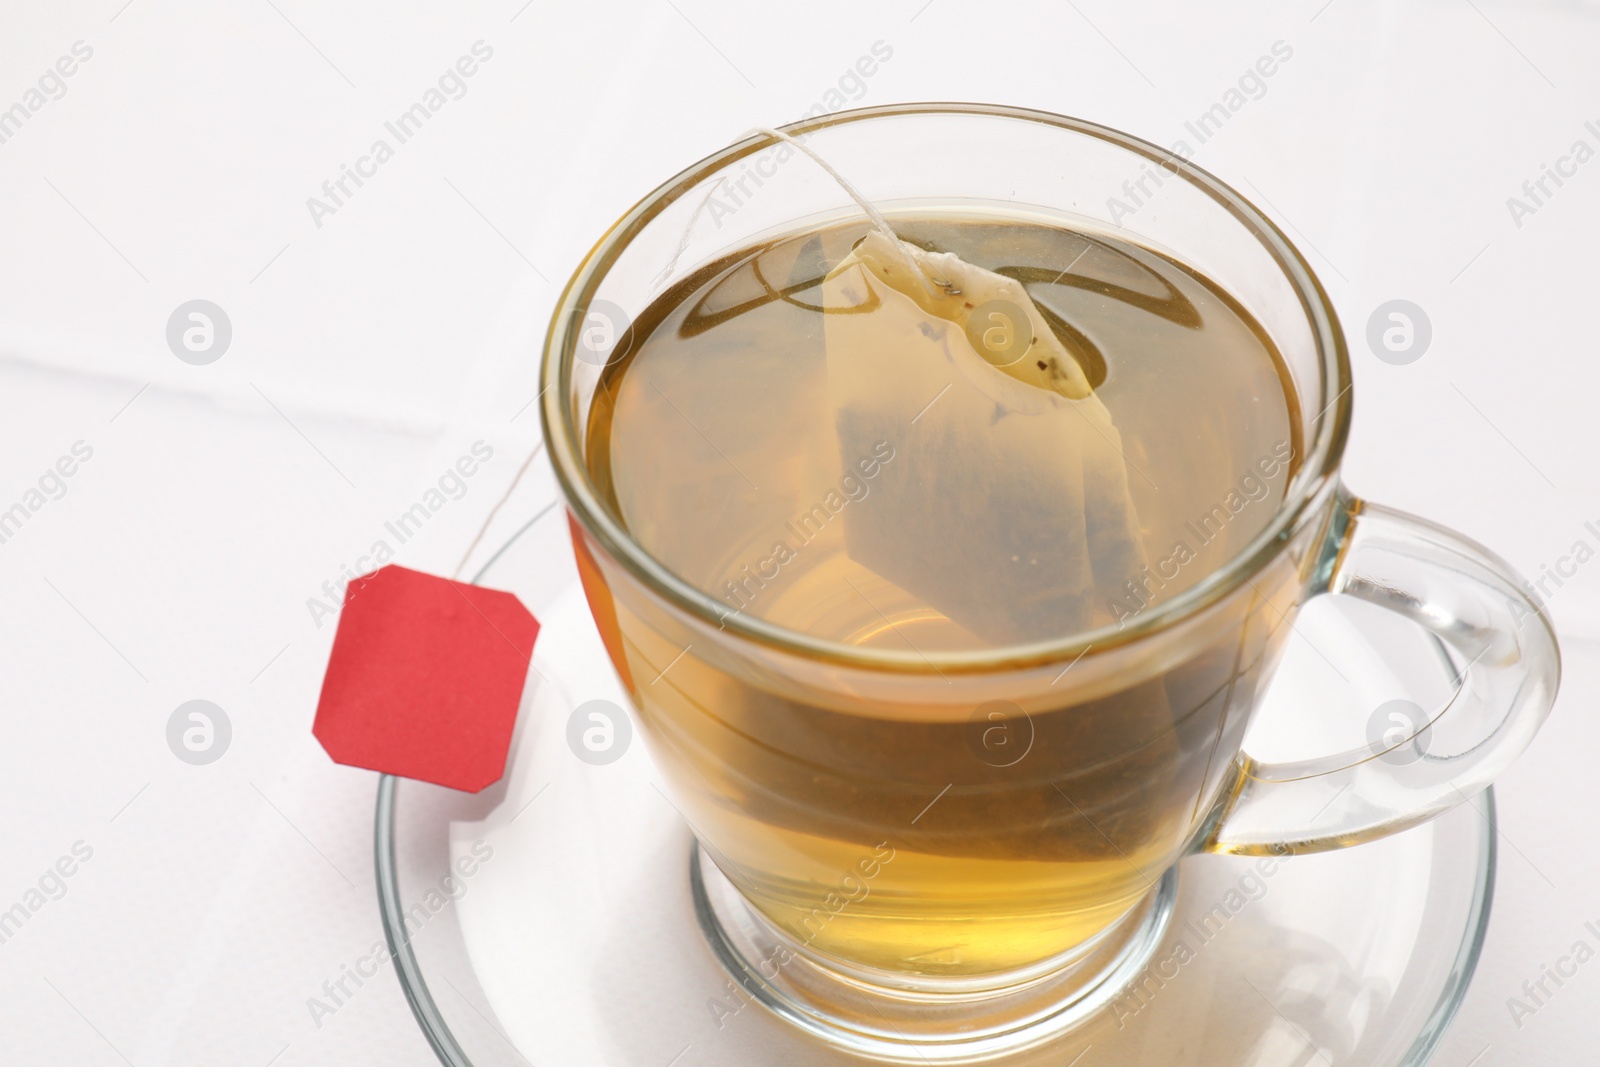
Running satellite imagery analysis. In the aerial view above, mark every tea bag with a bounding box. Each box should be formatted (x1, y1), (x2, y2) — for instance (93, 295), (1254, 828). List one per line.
(822, 229), (1148, 645)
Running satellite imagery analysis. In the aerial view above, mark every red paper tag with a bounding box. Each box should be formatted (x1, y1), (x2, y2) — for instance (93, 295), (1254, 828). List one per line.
(313, 564), (540, 792)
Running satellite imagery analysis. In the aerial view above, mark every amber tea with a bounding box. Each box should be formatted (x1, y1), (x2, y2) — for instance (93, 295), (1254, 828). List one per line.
(578, 207), (1303, 975)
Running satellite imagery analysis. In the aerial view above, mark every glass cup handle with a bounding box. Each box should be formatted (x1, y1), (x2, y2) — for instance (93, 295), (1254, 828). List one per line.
(1206, 490), (1561, 855)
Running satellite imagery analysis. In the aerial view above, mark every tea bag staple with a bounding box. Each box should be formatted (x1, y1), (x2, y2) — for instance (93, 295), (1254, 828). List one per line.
(760, 127), (1150, 644)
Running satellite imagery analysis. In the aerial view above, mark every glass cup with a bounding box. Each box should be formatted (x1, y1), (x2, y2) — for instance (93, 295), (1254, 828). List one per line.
(540, 104), (1559, 1062)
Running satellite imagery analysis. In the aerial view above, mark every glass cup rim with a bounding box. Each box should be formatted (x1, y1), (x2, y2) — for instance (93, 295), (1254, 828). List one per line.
(541, 101), (1352, 674)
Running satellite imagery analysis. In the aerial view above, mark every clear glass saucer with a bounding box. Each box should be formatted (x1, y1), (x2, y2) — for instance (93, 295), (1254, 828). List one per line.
(375, 498), (1495, 1067)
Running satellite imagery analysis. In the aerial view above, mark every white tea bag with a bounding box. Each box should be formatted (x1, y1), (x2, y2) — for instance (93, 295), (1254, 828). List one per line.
(822, 231), (1148, 645)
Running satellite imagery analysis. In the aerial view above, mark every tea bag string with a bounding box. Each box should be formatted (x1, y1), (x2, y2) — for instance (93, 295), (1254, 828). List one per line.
(656, 125), (940, 297)
(747, 126), (938, 297)
(656, 178), (733, 285)
(452, 439), (543, 581)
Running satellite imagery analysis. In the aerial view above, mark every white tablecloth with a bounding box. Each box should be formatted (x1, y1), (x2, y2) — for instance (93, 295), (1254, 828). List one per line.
(1, 1), (1596, 1062)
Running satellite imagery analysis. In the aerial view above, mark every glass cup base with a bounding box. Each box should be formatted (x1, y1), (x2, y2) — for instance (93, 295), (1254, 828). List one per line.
(691, 845), (1178, 1064)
